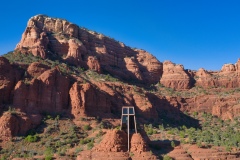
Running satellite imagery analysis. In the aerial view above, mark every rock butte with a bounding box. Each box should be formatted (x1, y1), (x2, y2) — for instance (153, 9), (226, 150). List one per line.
(0, 15), (240, 159)
(16, 15), (163, 85)
(15, 15), (240, 90)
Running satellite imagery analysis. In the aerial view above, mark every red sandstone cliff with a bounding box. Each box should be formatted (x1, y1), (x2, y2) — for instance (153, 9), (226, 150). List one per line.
(15, 15), (163, 84)
(14, 15), (240, 90)
(160, 61), (192, 90)
(13, 68), (70, 114)
(0, 57), (23, 104)
(195, 59), (240, 88)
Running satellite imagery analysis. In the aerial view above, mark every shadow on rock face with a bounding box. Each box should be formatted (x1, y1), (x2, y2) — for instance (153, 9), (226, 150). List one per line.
(146, 92), (200, 129)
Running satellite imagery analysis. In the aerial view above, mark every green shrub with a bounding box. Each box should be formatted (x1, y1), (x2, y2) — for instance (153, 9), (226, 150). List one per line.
(167, 130), (174, 135)
(75, 147), (83, 154)
(79, 139), (85, 145)
(87, 141), (94, 150)
(46, 115), (52, 120)
(147, 128), (153, 135)
(80, 117), (86, 121)
(179, 131), (185, 138)
(144, 124), (154, 135)
(153, 129), (157, 134)
(25, 135), (39, 142)
(7, 106), (17, 115)
(130, 152), (134, 157)
(115, 126), (121, 130)
(96, 130), (104, 138)
(163, 155), (172, 160)
(83, 124), (91, 131)
(171, 141), (175, 148)
(44, 147), (53, 160)
(159, 124), (164, 130)
(45, 156), (52, 160)
(193, 111), (198, 117)
(80, 138), (91, 145)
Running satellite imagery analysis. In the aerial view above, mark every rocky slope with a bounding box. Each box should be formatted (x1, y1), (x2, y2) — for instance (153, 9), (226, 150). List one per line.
(0, 15), (240, 159)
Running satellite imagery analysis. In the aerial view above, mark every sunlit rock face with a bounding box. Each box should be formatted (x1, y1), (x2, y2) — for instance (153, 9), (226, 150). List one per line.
(16, 15), (163, 84)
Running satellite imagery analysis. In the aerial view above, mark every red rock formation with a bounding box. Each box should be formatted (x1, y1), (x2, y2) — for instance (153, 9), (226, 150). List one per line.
(132, 94), (158, 120)
(15, 26), (49, 58)
(167, 144), (240, 160)
(187, 145), (240, 160)
(27, 62), (50, 77)
(77, 151), (130, 160)
(87, 56), (101, 73)
(2, 15), (240, 148)
(91, 82), (158, 120)
(77, 130), (129, 160)
(204, 62), (239, 89)
(137, 50), (163, 84)
(235, 59), (240, 72)
(69, 82), (111, 118)
(77, 130), (157, 160)
(13, 69), (70, 114)
(130, 133), (157, 160)
(167, 147), (193, 160)
(0, 112), (37, 141)
(0, 57), (21, 104)
(195, 59), (240, 89)
(221, 64), (236, 72)
(124, 57), (144, 81)
(15, 15), (162, 84)
(195, 68), (215, 88)
(94, 130), (128, 152)
(158, 59), (240, 90)
(130, 133), (149, 153)
(217, 62), (240, 88)
(175, 93), (240, 120)
(69, 80), (159, 119)
(160, 61), (192, 90)
(65, 38), (87, 66)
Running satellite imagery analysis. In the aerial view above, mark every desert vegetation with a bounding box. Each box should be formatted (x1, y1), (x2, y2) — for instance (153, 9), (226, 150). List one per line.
(0, 115), (108, 159)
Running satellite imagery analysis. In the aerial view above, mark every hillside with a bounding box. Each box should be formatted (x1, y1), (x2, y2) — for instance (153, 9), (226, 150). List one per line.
(0, 15), (240, 160)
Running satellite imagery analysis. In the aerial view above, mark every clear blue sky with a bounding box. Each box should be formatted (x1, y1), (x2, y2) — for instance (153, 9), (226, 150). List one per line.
(1, 0), (240, 71)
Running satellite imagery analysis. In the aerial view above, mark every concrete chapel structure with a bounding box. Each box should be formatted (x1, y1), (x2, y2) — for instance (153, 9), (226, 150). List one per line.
(120, 106), (137, 151)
